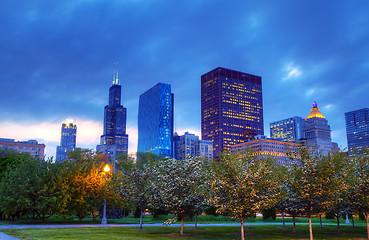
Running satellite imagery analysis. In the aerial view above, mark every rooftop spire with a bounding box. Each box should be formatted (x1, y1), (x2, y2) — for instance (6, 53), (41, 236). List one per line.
(112, 62), (119, 85)
(307, 101), (325, 119)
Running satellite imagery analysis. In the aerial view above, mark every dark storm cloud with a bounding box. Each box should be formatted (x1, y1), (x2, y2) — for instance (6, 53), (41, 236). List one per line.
(1, 0), (369, 152)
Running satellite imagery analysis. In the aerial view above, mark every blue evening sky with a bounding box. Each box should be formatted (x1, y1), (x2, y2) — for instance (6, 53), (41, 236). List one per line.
(1, 0), (368, 159)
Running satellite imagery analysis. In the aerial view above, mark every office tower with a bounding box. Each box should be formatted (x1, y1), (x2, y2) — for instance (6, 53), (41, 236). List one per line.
(173, 132), (213, 160)
(270, 116), (304, 142)
(0, 138), (45, 159)
(345, 108), (369, 152)
(56, 119), (77, 162)
(201, 67), (264, 157)
(97, 70), (129, 161)
(304, 101), (337, 155)
(231, 135), (300, 166)
(137, 83), (174, 158)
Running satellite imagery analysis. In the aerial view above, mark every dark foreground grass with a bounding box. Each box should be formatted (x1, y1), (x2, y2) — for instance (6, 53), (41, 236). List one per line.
(1, 225), (368, 240)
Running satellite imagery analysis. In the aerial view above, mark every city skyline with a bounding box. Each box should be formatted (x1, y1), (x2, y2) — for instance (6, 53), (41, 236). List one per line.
(1, 1), (369, 159)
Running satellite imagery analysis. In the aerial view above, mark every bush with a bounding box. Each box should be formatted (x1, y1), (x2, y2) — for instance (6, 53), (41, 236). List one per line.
(262, 207), (276, 220)
(205, 206), (219, 217)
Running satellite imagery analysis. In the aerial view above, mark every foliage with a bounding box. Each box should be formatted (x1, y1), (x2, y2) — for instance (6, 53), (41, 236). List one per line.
(149, 157), (209, 235)
(208, 149), (283, 240)
(262, 207), (276, 220)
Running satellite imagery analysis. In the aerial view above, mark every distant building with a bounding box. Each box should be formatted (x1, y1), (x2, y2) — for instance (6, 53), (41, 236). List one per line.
(137, 83), (173, 158)
(201, 67), (264, 157)
(345, 108), (369, 152)
(97, 70), (129, 162)
(231, 135), (300, 166)
(173, 132), (213, 160)
(303, 101), (337, 155)
(56, 119), (77, 162)
(270, 116), (304, 142)
(0, 138), (45, 159)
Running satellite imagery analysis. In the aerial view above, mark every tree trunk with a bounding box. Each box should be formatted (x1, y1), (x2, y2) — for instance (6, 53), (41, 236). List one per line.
(139, 210), (143, 230)
(309, 216), (313, 240)
(123, 209), (125, 220)
(180, 217), (184, 235)
(195, 213), (198, 229)
(319, 214), (322, 228)
(293, 216), (296, 233)
(241, 219), (245, 240)
(282, 212), (285, 228)
(336, 215), (340, 233)
(365, 212), (369, 239)
(352, 214), (355, 228)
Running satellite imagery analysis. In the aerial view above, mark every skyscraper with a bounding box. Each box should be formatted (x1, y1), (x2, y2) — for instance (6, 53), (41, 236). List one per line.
(56, 119), (77, 162)
(345, 108), (369, 152)
(201, 67), (264, 157)
(270, 116), (304, 142)
(137, 83), (173, 158)
(97, 70), (128, 161)
(304, 101), (337, 155)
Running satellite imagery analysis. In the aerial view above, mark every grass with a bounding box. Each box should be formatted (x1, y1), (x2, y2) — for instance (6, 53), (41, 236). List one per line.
(1, 225), (368, 240)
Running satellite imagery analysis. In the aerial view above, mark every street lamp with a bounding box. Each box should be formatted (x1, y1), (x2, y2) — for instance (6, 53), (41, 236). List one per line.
(101, 164), (110, 225)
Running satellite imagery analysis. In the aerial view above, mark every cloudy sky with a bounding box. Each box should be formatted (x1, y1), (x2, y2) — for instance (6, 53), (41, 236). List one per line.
(1, 0), (368, 159)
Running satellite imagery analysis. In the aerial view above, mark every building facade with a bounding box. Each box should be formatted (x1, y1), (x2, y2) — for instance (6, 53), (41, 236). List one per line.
(270, 116), (304, 142)
(137, 83), (173, 158)
(56, 119), (77, 162)
(345, 108), (369, 152)
(304, 101), (337, 155)
(97, 71), (129, 161)
(231, 135), (300, 166)
(173, 132), (213, 160)
(0, 138), (45, 159)
(201, 67), (264, 157)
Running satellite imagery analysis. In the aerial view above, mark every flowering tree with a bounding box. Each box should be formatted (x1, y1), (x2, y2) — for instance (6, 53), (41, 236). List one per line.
(287, 146), (337, 240)
(350, 148), (369, 239)
(209, 150), (283, 240)
(149, 157), (208, 235)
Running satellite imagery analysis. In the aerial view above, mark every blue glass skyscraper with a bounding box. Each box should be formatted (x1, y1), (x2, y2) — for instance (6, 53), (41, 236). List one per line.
(137, 83), (173, 157)
(56, 119), (77, 162)
(345, 108), (369, 152)
(97, 70), (128, 160)
(270, 116), (304, 142)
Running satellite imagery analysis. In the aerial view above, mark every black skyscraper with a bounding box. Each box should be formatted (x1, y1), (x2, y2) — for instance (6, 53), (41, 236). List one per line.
(97, 70), (128, 160)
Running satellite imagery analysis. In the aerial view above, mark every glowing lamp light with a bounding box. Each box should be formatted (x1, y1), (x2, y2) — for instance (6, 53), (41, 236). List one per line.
(104, 164), (110, 173)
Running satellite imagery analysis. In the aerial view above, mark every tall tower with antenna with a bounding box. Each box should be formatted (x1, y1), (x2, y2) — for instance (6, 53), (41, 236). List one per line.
(97, 64), (129, 162)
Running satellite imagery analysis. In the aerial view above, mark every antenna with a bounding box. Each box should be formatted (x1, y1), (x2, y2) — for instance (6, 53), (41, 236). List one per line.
(112, 62), (120, 85)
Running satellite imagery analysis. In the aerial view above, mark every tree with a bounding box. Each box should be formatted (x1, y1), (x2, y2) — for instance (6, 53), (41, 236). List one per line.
(350, 148), (369, 239)
(286, 146), (337, 240)
(149, 157), (208, 235)
(208, 150), (283, 240)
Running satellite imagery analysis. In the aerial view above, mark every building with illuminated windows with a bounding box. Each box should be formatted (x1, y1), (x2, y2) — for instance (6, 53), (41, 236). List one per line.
(137, 83), (173, 158)
(345, 108), (369, 153)
(97, 70), (128, 161)
(303, 101), (337, 155)
(231, 135), (300, 166)
(56, 119), (77, 162)
(270, 116), (304, 142)
(0, 138), (45, 159)
(201, 67), (264, 157)
(173, 132), (213, 160)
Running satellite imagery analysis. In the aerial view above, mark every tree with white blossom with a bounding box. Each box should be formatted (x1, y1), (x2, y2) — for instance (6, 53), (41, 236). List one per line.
(148, 157), (208, 235)
(208, 150), (283, 240)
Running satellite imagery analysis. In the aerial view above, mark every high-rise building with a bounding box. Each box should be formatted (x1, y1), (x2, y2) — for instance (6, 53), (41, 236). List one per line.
(173, 132), (213, 160)
(304, 101), (337, 155)
(97, 70), (128, 161)
(0, 138), (45, 159)
(201, 67), (264, 157)
(137, 83), (173, 158)
(345, 108), (369, 152)
(270, 116), (304, 142)
(56, 119), (77, 162)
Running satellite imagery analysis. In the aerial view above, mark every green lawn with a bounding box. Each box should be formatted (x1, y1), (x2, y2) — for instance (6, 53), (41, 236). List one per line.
(2, 225), (368, 240)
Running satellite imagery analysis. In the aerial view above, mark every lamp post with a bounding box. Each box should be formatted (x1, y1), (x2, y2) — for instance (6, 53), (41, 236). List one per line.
(101, 164), (110, 225)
